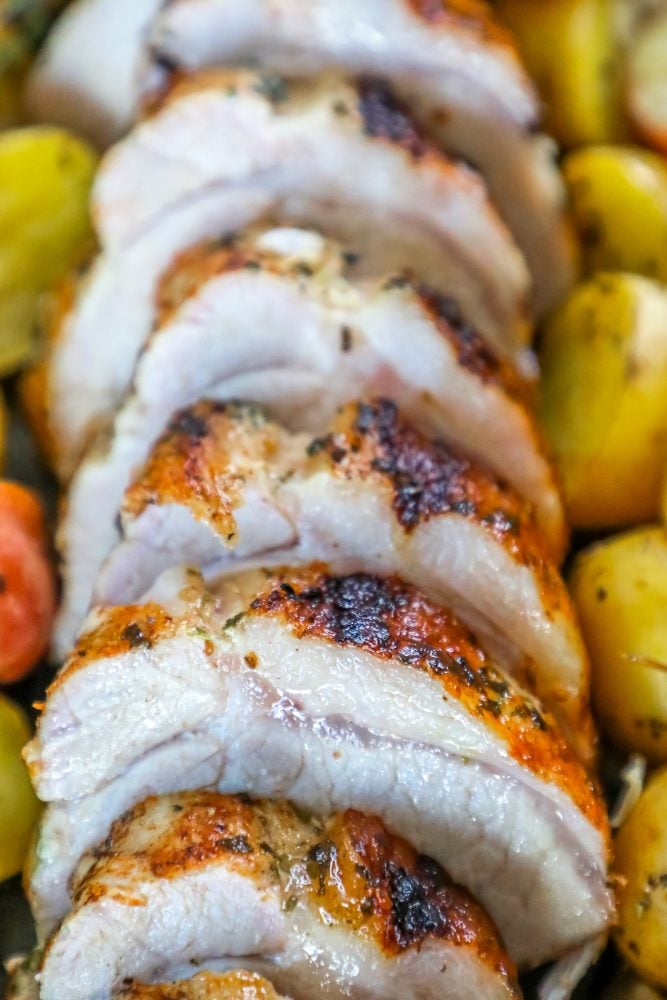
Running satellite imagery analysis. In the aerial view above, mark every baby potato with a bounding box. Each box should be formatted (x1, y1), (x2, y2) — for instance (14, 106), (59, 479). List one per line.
(539, 273), (667, 529)
(496, 0), (625, 147)
(603, 968), (665, 999)
(0, 126), (96, 376)
(0, 693), (40, 882)
(570, 527), (667, 761)
(614, 766), (667, 988)
(563, 145), (667, 281)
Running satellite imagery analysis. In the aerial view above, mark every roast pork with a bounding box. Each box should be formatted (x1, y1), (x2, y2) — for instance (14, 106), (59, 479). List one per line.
(27, 566), (612, 965)
(38, 793), (521, 1000)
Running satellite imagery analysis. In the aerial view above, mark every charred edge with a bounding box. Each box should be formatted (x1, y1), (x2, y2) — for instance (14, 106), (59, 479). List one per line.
(120, 623), (150, 649)
(168, 408), (215, 439)
(251, 573), (515, 713)
(357, 78), (427, 159)
(348, 814), (471, 952)
(418, 285), (501, 381)
(352, 399), (477, 530)
(386, 858), (453, 947)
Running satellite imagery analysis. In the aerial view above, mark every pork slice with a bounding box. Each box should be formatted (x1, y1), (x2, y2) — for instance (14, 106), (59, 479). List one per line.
(25, 0), (574, 313)
(53, 225), (562, 658)
(37, 792), (521, 1000)
(92, 399), (590, 759)
(26, 567), (612, 966)
(150, 0), (576, 315)
(94, 71), (529, 348)
(46, 71), (531, 479)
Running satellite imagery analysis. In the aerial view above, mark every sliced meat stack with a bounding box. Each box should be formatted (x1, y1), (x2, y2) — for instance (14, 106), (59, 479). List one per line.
(20, 2), (612, 998)
(37, 793), (521, 1000)
(42, 68), (531, 481)
(87, 398), (586, 755)
(27, 565), (611, 968)
(53, 223), (564, 656)
(26, 0), (576, 314)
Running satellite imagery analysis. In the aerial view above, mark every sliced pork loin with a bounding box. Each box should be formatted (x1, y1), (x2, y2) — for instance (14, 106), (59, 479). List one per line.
(38, 792), (521, 1000)
(150, 0), (576, 316)
(26, 0), (575, 314)
(26, 567), (612, 965)
(46, 71), (532, 481)
(94, 70), (529, 350)
(89, 399), (588, 756)
(53, 225), (563, 658)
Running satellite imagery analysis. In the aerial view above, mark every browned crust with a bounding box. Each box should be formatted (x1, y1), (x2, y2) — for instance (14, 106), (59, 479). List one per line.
(406, 0), (507, 38)
(122, 401), (275, 533)
(329, 809), (519, 990)
(309, 399), (565, 607)
(357, 77), (429, 159)
(154, 234), (322, 329)
(68, 791), (519, 981)
(250, 568), (607, 835)
(154, 234), (527, 399)
(117, 972), (283, 999)
(414, 283), (529, 398)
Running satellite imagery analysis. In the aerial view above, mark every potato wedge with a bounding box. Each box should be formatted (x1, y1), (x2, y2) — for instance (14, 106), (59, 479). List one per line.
(627, 7), (667, 156)
(539, 273), (667, 528)
(0, 126), (96, 376)
(563, 145), (667, 281)
(570, 527), (667, 761)
(497, 0), (625, 146)
(614, 766), (667, 988)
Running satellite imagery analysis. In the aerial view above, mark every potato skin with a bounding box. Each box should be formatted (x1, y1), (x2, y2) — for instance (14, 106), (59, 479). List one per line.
(563, 145), (667, 282)
(539, 273), (667, 529)
(496, 0), (624, 146)
(614, 766), (667, 988)
(570, 527), (667, 762)
(0, 126), (96, 375)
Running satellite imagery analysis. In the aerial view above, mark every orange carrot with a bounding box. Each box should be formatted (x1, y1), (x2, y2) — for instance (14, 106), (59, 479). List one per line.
(0, 484), (55, 683)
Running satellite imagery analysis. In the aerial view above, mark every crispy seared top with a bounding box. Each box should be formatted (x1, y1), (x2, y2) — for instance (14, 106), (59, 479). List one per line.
(153, 229), (525, 398)
(127, 397), (560, 609)
(309, 399), (563, 603)
(123, 401), (279, 534)
(117, 971), (282, 1000)
(357, 77), (428, 159)
(250, 568), (606, 834)
(70, 790), (518, 989)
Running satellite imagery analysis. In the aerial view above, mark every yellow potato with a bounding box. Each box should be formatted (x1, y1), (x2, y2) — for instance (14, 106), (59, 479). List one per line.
(0, 126), (97, 376)
(563, 145), (667, 281)
(627, 7), (667, 157)
(570, 527), (667, 761)
(614, 765), (667, 988)
(496, 0), (625, 147)
(539, 273), (667, 529)
(603, 968), (665, 1000)
(0, 693), (40, 882)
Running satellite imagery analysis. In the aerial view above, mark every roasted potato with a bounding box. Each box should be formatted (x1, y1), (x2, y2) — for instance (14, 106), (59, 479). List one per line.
(614, 765), (667, 988)
(496, 0), (625, 146)
(539, 273), (667, 529)
(627, 7), (667, 156)
(0, 693), (40, 882)
(563, 145), (667, 281)
(0, 126), (96, 375)
(570, 527), (667, 761)
(603, 968), (666, 1000)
